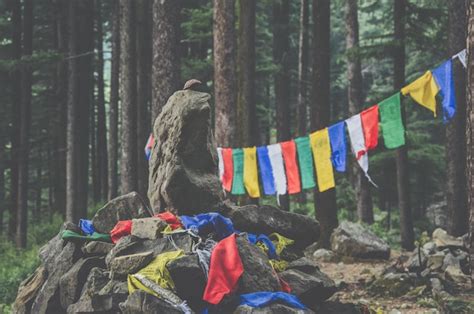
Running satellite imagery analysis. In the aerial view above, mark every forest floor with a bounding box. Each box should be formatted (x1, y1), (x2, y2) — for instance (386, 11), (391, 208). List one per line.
(318, 251), (441, 313)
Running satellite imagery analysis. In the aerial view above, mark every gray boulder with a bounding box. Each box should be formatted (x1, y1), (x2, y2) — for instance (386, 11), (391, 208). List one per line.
(93, 279), (129, 312)
(147, 89), (224, 215)
(82, 241), (115, 256)
(66, 267), (110, 313)
(92, 192), (152, 233)
(119, 290), (186, 314)
(234, 304), (314, 314)
(109, 252), (153, 279)
(12, 266), (47, 314)
(312, 249), (336, 263)
(131, 218), (167, 240)
(432, 228), (465, 250)
(229, 205), (320, 248)
(330, 221), (390, 260)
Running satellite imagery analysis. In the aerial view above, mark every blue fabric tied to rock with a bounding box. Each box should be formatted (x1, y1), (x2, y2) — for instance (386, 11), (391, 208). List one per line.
(180, 213), (234, 240)
(246, 233), (278, 260)
(328, 121), (347, 172)
(240, 292), (307, 310)
(432, 59), (456, 123)
(257, 146), (276, 195)
(79, 219), (95, 235)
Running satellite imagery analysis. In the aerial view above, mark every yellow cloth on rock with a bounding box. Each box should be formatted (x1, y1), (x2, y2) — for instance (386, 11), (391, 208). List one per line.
(127, 250), (184, 297)
(401, 71), (439, 117)
(310, 129), (335, 192)
(270, 259), (289, 272)
(269, 233), (294, 255)
(243, 147), (261, 198)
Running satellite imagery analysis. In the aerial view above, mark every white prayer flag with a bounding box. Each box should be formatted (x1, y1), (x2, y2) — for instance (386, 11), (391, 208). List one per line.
(267, 143), (287, 196)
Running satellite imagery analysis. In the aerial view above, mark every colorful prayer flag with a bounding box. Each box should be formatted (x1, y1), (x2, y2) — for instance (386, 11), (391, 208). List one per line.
(309, 129), (335, 192)
(267, 144), (287, 196)
(432, 59), (456, 122)
(328, 121), (347, 172)
(145, 133), (154, 161)
(221, 148), (234, 192)
(257, 146), (276, 195)
(243, 147), (261, 198)
(280, 140), (301, 194)
(294, 137), (316, 189)
(231, 148), (245, 195)
(401, 71), (439, 117)
(360, 105), (379, 151)
(379, 93), (405, 149)
(217, 148), (224, 183)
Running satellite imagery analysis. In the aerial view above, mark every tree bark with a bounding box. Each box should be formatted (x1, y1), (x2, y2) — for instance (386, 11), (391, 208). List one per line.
(120, 0), (138, 194)
(108, 0), (120, 200)
(213, 0), (237, 147)
(467, 0), (474, 284)
(394, 0), (414, 251)
(447, 0), (468, 236)
(311, 0), (338, 249)
(151, 0), (181, 121)
(16, 0), (33, 248)
(345, 0), (373, 224)
(297, 0), (309, 138)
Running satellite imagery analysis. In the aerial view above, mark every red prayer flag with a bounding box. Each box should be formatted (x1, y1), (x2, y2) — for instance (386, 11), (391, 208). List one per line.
(110, 220), (132, 244)
(154, 211), (182, 230)
(203, 233), (244, 304)
(280, 140), (301, 194)
(221, 148), (234, 192)
(360, 105), (379, 151)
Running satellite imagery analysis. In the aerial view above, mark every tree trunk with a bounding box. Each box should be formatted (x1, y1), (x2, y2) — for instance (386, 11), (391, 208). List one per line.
(345, 0), (374, 224)
(447, 0), (468, 236)
(213, 0), (237, 147)
(16, 0), (33, 248)
(0, 127), (5, 234)
(120, 0), (138, 194)
(311, 0), (337, 249)
(108, 0), (120, 200)
(35, 148), (43, 219)
(91, 96), (99, 203)
(393, 0), (414, 251)
(151, 0), (181, 121)
(297, 0), (309, 138)
(467, 0), (474, 285)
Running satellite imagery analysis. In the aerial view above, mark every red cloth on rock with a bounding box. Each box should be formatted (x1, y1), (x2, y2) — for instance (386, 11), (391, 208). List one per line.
(203, 233), (244, 304)
(154, 212), (182, 230)
(110, 220), (132, 244)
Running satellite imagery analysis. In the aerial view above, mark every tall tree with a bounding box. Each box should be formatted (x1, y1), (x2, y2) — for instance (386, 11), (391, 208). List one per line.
(467, 0), (474, 282)
(345, 0), (373, 224)
(446, 0), (468, 236)
(120, 0), (138, 194)
(311, 0), (337, 248)
(213, 0), (237, 147)
(108, 1), (120, 200)
(394, 0), (414, 250)
(297, 0), (309, 138)
(151, 0), (181, 121)
(136, 0), (152, 198)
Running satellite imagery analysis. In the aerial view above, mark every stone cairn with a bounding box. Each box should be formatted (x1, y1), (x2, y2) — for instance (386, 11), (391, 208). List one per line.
(13, 89), (340, 314)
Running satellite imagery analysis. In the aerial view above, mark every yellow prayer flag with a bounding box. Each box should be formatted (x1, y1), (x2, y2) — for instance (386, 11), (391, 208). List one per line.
(401, 71), (439, 117)
(243, 147), (261, 198)
(310, 128), (335, 192)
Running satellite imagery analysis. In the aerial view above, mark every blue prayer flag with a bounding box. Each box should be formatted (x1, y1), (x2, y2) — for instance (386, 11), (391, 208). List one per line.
(328, 121), (347, 172)
(257, 146), (276, 195)
(79, 219), (95, 235)
(180, 213), (234, 240)
(240, 292), (307, 310)
(432, 59), (456, 123)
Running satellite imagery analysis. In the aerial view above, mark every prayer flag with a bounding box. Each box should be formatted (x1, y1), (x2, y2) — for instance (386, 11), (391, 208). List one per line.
(360, 105), (379, 150)
(401, 71), (439, 117)
(379, 93), (405, 149)
(309, 129), (335, 192)
(231, 148), (245, 195)
(217, 148), (224, 183)
(328, 121), (347, 172)
(280, 140), (301, 194)
(221, 148), (234, 192)
(145, 133), (154, 161)
(243, 147), (261, 198)
(294, 137), (316, 189)
(452, 49), (466, 68)
(257, 146), (276, 195)
(267, 144), (287, 196)
(432, 59), (456, 122)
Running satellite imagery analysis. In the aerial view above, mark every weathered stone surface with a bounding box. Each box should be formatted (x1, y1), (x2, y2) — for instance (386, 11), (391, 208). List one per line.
(168, 254), (206, 311)
(368, 273), (419, 298)
(148, 89), (224, 215)
(82, 241), (115, 256)
(432, 228), (464, 249)
(92, 192), (152, 233)
(94, 279), (129, 312)
(131, 218), (167, 240)
(427, 252), (445, 271)
(312, 249), (337, 262)
(31, 241), (81, 313)
(236, 236), (281, 294)
(330, 221), (390, 260)
(109, 251), (153, 279)
(66, 267), (109, 313)
(59, 257), (105, 309)
(229, 205), (320, 248)
(119, 290), (185, 314)
(234, 304), (315, 314)
(426, 201), (448, 230)
(316, 301), (362, 314)
(38, 231), (66, 273)
(12, 266), (47, 314)
(445, 265), (471, 288)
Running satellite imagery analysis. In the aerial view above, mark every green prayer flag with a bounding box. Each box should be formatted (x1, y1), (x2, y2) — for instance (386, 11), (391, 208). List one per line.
(294, 137), (316, 189)
(62, 230), (112, 242)
(379, 93), (406, 149)
(231, 148), (246, 195)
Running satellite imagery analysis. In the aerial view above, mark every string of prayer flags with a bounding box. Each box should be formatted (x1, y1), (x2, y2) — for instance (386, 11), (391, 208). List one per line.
(432, 59), (456, 122)
(294, 137), (316, 189)
(257, 146), (276, 195)
(401, 71), (439, 117)
(310, 129), (336, 192)
(231, 149), (245, 195)
(243, 147), (261, 198)
(221, 148), (234, 192)
(452, 49), (466, 68)
(280, 140), (301, 194)
(379, 93), (405, 149)
(346, 115), (377, 187)
(145, 133), (154, 161)
(360, 105), (379, 150)
(328, 122), (347, 172)
(217, 148), (224, 185)
(267, 144), (287, 196)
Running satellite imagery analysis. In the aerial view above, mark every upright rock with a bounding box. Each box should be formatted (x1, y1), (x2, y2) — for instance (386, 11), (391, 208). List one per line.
(148, 89), (224, 214)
